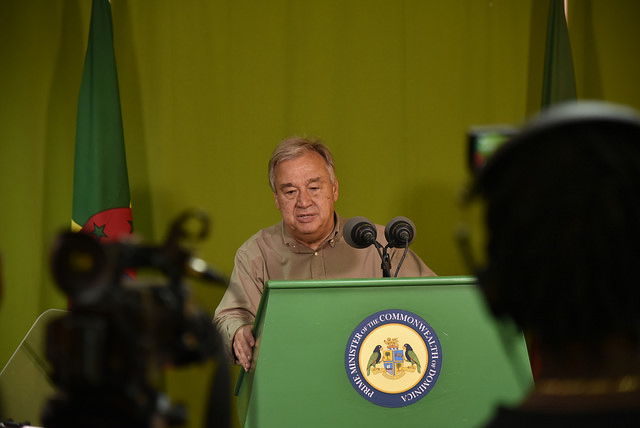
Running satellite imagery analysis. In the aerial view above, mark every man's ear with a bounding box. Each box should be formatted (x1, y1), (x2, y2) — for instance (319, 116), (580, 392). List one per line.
(332, 179), (339, 202)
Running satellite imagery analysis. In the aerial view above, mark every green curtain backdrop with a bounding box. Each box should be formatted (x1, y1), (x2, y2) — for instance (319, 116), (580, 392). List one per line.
(1, 1), (640, 426)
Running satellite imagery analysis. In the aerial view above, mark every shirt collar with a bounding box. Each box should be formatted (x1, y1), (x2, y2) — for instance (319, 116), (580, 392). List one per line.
(281, 213), (342, 251)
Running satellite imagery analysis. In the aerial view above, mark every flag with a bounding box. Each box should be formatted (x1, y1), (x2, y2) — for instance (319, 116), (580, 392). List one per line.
(72, 0), (132, 241)
(541, 0), (577, 108)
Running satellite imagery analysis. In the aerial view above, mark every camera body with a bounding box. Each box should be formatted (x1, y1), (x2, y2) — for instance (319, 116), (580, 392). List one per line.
(43, 213), (223, 427)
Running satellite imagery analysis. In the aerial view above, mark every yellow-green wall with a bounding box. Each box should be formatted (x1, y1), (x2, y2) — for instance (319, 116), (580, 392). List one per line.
(1, 0), (639, 426)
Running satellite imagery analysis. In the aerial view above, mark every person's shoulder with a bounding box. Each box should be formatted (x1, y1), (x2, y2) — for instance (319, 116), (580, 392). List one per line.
(236, 222), (282, 254)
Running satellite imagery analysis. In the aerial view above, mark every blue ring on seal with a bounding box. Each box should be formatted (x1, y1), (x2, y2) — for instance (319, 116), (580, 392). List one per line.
(344, 309), (443, 407)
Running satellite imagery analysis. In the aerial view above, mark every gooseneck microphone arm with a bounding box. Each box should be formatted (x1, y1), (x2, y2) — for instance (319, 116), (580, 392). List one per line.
(380, 245), (392, 277)
(393, 244), (410, 277)
(369, 240), (391, 277)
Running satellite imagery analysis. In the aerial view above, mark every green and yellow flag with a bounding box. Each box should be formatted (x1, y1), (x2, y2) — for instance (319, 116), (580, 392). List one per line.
(541, 0), (577, 108)
(72, 0), (132, 241)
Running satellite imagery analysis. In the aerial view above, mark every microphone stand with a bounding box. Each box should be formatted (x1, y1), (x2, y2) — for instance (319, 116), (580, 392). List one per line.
(374, 242), (392, 277)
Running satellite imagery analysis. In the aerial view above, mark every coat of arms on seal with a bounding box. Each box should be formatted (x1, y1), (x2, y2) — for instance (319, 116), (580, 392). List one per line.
(367, 337), (421, 379)
(345, 309), (442, 407)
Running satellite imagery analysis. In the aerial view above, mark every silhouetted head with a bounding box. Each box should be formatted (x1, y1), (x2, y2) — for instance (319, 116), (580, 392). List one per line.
(471, 101), (640, 351)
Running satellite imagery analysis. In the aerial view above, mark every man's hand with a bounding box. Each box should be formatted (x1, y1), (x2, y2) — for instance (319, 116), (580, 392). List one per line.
(233, 324), (255, 371)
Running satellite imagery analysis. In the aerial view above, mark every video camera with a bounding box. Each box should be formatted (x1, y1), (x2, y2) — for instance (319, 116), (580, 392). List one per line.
(41, 211), (228, 428)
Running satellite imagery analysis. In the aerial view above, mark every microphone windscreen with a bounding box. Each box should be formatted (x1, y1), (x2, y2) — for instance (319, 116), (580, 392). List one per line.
(385, 216), (416, 248)
(343, 216), (377, 249)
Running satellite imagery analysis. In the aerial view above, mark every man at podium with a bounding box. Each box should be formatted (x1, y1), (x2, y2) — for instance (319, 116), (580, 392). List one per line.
(214, 137), (435, 370)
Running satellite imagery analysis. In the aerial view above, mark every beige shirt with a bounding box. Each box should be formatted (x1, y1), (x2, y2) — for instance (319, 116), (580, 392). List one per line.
(213, 215), (435, 357)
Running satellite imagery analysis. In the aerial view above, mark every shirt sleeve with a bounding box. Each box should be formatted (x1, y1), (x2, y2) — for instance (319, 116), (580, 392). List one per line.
(213, 245), (266, 360)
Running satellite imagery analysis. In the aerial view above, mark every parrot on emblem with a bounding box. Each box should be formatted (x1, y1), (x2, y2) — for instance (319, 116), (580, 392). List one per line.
(366, 345), (382, 375)
(404, 343), (421, 373)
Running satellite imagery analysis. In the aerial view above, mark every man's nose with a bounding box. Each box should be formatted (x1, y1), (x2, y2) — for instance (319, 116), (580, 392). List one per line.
(296, 189), (312, 207)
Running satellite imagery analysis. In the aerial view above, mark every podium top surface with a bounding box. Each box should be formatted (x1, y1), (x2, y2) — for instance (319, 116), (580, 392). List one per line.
(265, 275), (476, 289)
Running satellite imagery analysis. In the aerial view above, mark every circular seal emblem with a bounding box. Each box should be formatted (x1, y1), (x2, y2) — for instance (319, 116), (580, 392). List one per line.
(344, 309), (442, 407)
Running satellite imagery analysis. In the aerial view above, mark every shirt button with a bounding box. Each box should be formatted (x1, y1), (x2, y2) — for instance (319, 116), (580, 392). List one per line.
(314, 252), (318, 256)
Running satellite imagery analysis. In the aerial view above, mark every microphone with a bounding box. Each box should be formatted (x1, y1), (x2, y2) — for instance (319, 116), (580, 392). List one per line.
(385, 216), (416, 248)
(186, 256), (228, 285)
(343, 217), (377, 249)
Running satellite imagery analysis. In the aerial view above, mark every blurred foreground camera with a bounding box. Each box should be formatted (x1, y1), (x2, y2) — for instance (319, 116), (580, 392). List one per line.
(42, 211), (228, 428)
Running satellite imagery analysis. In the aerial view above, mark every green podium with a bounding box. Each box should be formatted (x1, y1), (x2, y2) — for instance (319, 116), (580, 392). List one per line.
(236, 276), (532, 427)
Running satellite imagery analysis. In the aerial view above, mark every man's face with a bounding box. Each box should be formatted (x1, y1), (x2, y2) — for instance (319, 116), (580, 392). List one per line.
(273, 151), (339, 249)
